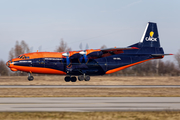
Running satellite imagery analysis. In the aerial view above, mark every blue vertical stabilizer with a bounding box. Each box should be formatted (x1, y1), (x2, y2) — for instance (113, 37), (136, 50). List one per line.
(140, 22), (160, 47)
(129, 22), (164, 54)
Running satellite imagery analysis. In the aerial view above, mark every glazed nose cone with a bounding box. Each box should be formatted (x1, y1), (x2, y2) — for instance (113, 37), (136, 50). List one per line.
(6, 60), (17, 71)
(6, 61), (10, 67)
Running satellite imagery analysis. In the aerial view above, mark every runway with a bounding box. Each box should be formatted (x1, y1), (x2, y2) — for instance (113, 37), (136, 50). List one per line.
(0, 97), (180, 112)
(0, 85), (180, 88)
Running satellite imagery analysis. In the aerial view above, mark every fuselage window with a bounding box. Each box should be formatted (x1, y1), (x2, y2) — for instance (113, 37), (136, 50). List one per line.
(18, 55), (29, 59)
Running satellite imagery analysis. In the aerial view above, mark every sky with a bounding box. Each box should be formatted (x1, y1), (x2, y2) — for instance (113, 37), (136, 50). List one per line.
(0, 0), (180, 62)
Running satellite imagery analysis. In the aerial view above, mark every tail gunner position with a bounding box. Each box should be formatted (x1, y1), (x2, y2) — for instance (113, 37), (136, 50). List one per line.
(6, 22), (172, 82)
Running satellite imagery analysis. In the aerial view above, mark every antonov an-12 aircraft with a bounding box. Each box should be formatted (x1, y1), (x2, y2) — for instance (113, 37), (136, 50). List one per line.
(6, 22), (172, 82)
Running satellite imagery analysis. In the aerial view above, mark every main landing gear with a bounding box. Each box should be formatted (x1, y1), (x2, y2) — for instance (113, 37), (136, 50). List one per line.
(64, 76), (77, 82)
(28, 73), (34, 81)
(64, 74), (90, 82)
(78, 75), (90, 81)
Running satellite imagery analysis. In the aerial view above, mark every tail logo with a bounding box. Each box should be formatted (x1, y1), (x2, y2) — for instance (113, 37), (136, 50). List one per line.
(150, 31), (154, 37)
(145, 31), (157, 42)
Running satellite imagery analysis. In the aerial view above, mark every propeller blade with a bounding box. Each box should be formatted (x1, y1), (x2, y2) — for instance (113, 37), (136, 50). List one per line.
(85, 43), (89, 50)
(79, 43), (82, 50)
(84, 54), (88, 63)
(79, 56), (83, 63)
(66, 56), (70, 66)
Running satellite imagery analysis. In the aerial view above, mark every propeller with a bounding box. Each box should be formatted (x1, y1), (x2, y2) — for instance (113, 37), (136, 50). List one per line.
(79, 50), (88, 63)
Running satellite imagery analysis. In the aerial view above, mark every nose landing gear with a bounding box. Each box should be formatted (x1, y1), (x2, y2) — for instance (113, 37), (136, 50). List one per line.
(28, 73), (34, 81)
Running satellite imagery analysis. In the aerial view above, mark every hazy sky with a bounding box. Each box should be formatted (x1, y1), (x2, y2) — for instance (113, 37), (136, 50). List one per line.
(0, 0), (180, 62)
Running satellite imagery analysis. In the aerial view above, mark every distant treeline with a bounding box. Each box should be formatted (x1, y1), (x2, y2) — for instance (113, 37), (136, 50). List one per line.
(0, 40), (179, 76)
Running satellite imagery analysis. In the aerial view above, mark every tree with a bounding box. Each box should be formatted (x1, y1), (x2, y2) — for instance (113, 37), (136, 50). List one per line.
(175, 49), (180, 69)
(0, 60), (9, 76)
(9, 40), (30, 59)
(21, 40), (30, 53)
(100, 45), (107, 49)
(55, 38), (71, 52)
(158, 60), (179, 76)
(14, 41), (23, 57)
(9, 48), (14, 60)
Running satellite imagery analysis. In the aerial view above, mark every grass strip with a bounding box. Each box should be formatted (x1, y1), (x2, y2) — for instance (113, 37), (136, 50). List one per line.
(0, 111), (180, 120)
(0, 88), (180, 97)
(1, 76), (180, 85)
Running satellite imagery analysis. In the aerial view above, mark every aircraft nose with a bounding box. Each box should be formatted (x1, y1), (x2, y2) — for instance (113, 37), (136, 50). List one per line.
(6, 60), (12, 67)
(6, 61), (10, 67)
(6, 60), (17, 71)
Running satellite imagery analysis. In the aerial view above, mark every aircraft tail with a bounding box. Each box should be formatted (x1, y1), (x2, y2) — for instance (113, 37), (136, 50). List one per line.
(128, 22), (166, 55)
(129, 22), (161, 48)
(140, 22), (160, 47)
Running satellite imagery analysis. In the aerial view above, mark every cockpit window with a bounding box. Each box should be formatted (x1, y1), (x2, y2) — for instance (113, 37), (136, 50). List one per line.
(18, 55), (29, 59)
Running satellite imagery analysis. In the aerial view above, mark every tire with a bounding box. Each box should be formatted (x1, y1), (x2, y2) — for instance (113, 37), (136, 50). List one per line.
(28, 76), (34, 81)
(64, 76), (71, 82)
(71, 77), (77, 82)
(78, 75), (84, 81)
(84, 75), (90, 81)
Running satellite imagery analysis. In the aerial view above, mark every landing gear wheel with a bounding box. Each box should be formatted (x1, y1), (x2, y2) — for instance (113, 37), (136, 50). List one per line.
(84, 75), (90, 81)
(28, 76), (34, 81)
(71, 77), (77, 82)
(78, 75), (84, 81)
(65, 76), (71, 82)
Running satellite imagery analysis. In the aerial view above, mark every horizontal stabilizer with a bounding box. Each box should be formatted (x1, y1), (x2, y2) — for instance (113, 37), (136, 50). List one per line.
(151, 54), (173, 57)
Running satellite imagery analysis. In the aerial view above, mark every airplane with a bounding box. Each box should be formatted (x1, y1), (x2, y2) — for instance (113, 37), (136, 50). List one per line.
(6, 22), (172, 82)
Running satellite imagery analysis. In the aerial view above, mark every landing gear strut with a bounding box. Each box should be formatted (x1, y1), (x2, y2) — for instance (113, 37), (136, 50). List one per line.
(27, 73), (34, 81)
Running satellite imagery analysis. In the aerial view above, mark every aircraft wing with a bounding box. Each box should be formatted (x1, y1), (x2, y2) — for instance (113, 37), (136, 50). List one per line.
(101, 47), (138, 52)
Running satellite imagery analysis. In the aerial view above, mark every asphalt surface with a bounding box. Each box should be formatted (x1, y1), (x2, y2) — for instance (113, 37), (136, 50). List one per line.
(0, 85), (180, 88)
(0, 97), (180, 112)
